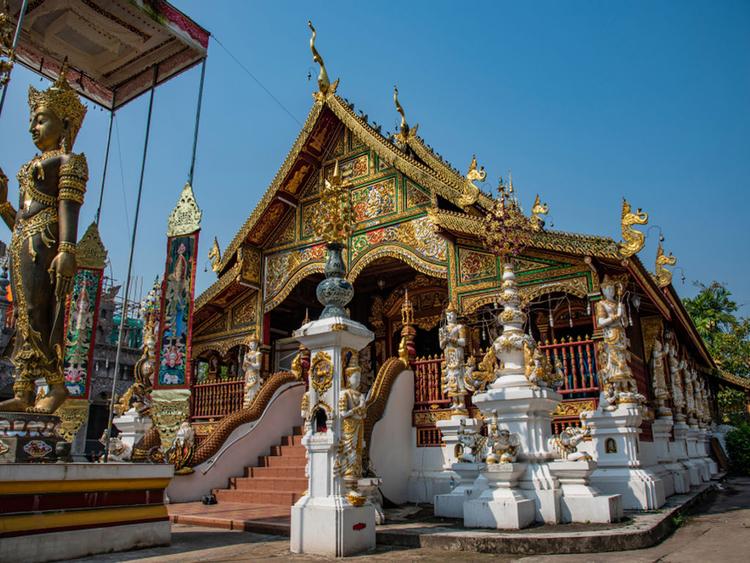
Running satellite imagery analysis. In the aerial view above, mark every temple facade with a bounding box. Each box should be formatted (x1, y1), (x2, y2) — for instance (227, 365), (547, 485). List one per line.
(176, 79), (746, 503)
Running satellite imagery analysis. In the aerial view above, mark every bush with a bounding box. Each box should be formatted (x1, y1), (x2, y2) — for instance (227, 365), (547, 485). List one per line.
(718, 387), (748, 426)
(726, 422), (750, 475)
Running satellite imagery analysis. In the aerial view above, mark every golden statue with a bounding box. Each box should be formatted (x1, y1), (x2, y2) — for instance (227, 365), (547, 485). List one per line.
(0, 68), (88, 414)
(654, 239), (677, 288)
(335, 365), (366, 505)
(618, 198), (648, 258)
(308, 20), (338, 100)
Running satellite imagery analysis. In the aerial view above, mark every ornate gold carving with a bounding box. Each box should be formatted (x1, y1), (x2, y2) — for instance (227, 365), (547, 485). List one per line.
(208, 237), (221, 273)
(312, 160), (352, 244)
(531, 194), (549, 231)
(239, 245), (261, 285)
(458, 155), (486, 208)
(150, 389), (191, 453)
(56, 399), (90, 442)
(553, 399), (597, 417)
(641, 316), (664, 368)
(348, 245), (448, 282)
(308, 21), (339, 101)
(167, 183), (202, 237)
(654, 239), (676, 288)
(76, 222), (107, 269)
(310, 351), (333, 394)
(618, 198), (648, 258)
(231, 293), (258, 327)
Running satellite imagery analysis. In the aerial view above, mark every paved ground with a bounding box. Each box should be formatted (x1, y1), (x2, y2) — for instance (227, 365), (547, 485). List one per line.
(73, 476), (750, 562)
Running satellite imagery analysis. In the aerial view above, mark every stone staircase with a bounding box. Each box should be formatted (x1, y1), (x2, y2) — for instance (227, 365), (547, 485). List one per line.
(213, 426), (307, 506)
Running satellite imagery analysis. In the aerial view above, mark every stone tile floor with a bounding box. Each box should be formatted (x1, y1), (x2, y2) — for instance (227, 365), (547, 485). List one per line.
(72, 476), (750, 562)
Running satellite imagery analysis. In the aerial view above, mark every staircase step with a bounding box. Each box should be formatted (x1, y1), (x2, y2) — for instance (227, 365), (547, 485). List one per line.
(232, 477), (307, 491)
(270, 444), (306, 457)
(259, 454), (307, 467)
(214, 488), (302, 506)
(280, 434), (305, 446)
(248, 466), (306, 479)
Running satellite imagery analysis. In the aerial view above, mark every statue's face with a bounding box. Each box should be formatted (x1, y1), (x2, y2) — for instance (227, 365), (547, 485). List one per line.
(602, 284), (615, 300)
(248, 340), (258, 351)
(349, 369), (361, 390)
(29, 107), (66, 152)
(447, 311), (456, 324)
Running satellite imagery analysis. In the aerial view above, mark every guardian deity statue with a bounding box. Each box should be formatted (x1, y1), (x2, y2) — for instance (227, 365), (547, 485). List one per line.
(595, 276), (640, 402)
(0, 69), (88, 413)
(242, 334), (262, 408)
(335, 365), (366, 504)
(439, 301), (468, 414)
(650, 339), (671, 417)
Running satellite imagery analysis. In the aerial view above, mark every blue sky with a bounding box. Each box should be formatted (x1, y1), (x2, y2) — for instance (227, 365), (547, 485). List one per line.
(0, 1), (748, 310)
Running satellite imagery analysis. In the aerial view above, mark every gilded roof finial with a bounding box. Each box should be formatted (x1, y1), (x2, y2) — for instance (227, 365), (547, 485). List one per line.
(312, 159), (351, 244)
(618, 198), (648, 258)
(458, 154), (486, 208)
(308, 20), (338, 101)
(530, 194), (549, 231)
(394, 86), (408, 135)
(208, 237), (221, 273)
(654, 237), (677, 288)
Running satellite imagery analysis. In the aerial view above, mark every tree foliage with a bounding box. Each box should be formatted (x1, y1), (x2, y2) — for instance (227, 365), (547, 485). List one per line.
(684, 282), (750, 377)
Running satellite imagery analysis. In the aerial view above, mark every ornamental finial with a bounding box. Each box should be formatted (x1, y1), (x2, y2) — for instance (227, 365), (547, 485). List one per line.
(618, 198), (648, 258)
(393, 85), (409, 143)
(208, 237), (221, 273)
(312, 159), (351, 244)
(530, 194), (549, 231)
(167, 182), (202, 237)
(308, 20), (338, 101)
(459, 154), (486, 208)
(654, 238), (677, 288)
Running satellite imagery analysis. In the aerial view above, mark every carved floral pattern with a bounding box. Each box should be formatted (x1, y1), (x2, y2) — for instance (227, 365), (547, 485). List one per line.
(458, 248), (497, 283)
(351, 178), (397, 223)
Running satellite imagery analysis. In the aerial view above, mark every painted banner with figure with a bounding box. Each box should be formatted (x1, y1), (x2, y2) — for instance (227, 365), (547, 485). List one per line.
(62, 223), (107, 400)
(154, 232), (199, 388)
(63, 268), (104, 398)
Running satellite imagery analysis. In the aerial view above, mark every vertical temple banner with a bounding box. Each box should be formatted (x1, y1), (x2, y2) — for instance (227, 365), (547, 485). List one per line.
(63, 268), (104, 398)
(63, 223), (108, 400)
(153, 183), (202, 390)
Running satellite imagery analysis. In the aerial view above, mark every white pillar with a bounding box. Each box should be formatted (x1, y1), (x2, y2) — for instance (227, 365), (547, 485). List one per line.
(290, 316), (376, 557)
(652, 416), (690, 494)
(585, 401), (666, 510)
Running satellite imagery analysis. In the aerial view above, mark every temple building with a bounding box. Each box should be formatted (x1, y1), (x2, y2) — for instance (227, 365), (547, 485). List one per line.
(177, 68), (747, 506)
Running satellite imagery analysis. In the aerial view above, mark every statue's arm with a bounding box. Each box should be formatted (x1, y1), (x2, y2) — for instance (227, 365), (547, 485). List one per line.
(0, 168), (16, 230)
(57, 153), (88, 247)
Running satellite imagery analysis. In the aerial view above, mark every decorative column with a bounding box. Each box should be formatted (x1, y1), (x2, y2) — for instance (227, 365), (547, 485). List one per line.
(290, 156), (377, 557)
(150, 183), (201, 467)
(56, 223), (107, 457)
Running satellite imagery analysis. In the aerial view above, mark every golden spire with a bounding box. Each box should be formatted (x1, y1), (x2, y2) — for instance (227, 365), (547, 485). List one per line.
(618, 198), (648, 258)
(654, 238), (677, 288)
(401, 288), (414, 326)
(312, 159), (351, 244)
(308, 20), (338, 101)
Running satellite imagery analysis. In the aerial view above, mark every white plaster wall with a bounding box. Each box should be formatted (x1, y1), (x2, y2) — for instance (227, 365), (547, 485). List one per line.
(639, 440), (659, 468)
(369, 369), (414, 504)
(167, 382), (305, 502)
(407, 428), (452, 503)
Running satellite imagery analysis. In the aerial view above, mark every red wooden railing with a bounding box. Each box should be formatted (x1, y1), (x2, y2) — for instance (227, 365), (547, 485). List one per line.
(191, 377), (244, 420)
(413, 355), (450, 410)
(540, 336), (600, 398)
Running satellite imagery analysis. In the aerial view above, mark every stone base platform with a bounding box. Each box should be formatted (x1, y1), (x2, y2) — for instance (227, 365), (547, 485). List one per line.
(377, 482), (715, 554)
(0, 463), (173, 563)
(167, 482), (716, 555)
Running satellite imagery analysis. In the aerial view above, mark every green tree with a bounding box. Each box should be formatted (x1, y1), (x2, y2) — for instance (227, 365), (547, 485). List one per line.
(684, 282), (750, 377)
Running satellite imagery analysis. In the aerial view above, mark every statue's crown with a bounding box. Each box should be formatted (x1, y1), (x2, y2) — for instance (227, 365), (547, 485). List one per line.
(28, 64), (87, 146)
(446, 300), (457, 314)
